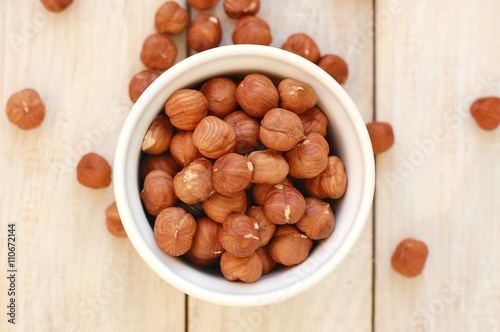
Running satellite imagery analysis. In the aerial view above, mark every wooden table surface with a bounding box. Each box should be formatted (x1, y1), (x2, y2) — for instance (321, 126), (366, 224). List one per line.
(1, 1), (499, 331)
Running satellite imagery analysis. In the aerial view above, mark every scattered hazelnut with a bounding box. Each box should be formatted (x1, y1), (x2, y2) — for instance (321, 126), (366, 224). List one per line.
(202, 191), (248, 223)
(247, 149), (289, 184)
(142, 115), (174, 155)
(236, 74), (279, 118)
(129, 70), (160, 103)
(255, 246), (276, 275)
(40, 0), (73, 12)
(219, 214), (261, 257)
(259, 108), (305, 151)
(76, 153), (112, 189)
(184, 217), (224, 266)
(140, 153), (180, 180)
(223, 0), (260, 18)
(299, 106), (328, 136)
(173, 158), (215, 205)
(169, 131), (202, 167)
(470, 96), (500, 130)
(154, 207), (197, 256)
(264, 184), (306, 225)
(281, 33), (321, 63)
(141, 170), (177, 216)
(187, 14), (222, 52)
(232, 16), (272, 46)
(391, 238), (429, 277)
(223, 111), (261, 154)
(305, 156), (347, 200)
(200, 77), (238, 118)
(155, 1), (189, 35)
(251, 178), (292, 206)
(366, 122), (395, 154)
(246, 206), (276, 246)
(278, 78), (318, 114)
(192, 116), (236, 159)
(140, 33), (177, 71)
(284, 132), (329, 179)
(213, 153), (253, 196)
(295, 197), (334, 240)
(164, 89), (208, 130)
(269, 225), (313, 266)
(105, 202), (127, 237)
(318, 54), (349, 85)
(188, 0), (219, 10)
(5, 88), (45, 130)
(220, 251), (263, 283)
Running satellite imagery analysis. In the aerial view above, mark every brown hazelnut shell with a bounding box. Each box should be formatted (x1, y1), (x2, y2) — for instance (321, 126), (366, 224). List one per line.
(305, 156), (347, 200)
(269, 225), (313, 266)
(263, 184), (306, 225)
(259, 108), (305, 151)
(213, 153), (253, 196)
(140, 170), (177, 216)
(202, 191), (248, 224)
(223, 111), (261, 154)
(220, 251), (263, 283)
(295, 197), (335, 240)
(184, 217), (224, 266)
(219, 214), (261, 257)
(154, 207), (197, 256)
(173, 158), (215, 205)
(192, 116), (236, 159)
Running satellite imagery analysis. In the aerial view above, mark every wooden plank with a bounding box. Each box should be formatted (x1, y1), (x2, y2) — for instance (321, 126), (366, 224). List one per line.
(0, 1), (187, 331)
(188, 1), (374, 331)
(375, 1), (500, 331)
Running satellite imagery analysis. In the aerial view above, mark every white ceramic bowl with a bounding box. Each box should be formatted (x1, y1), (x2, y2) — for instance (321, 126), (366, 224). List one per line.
(114, 45), (374, 307)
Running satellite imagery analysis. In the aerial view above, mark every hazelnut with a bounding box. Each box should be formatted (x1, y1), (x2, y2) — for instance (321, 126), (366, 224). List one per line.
(141, 170), (177, 216)
(220, 251), (263, 283)
(232, 16), (272, 46)
(247, 149), (289, 184)
(105, 202), (127, 238)
(219, 214), (261, 257)
(391, 238), (429, 277)
(40, 0), (73, 12)
(140, 152), (180, 180)
(284, 132), (329, 179)
(255, 246), (276, 275)
(142, 115), (174, 154)
(5, 88), (45, 130)
(173, 158), (215, 205)
(213, 153), (253, 196)
(188, 0), (219, 10)
(263, 184), (306, 225)
(192, 116), (236, 159)
(184, 217), (224, 266)
(251, 178), (292, 205)
(236, 74), (279, 118)
(246, 206), (276, 246)
(305, 156), (347, 200)
(366, 122), (395, 154)
(295, 197), (334, 240)
(298, 106), (328, 136)
(223, 111), (261, 154)
(223, 0), (260, 18)
(164, 89), (208, 130)
(187, 14), (222, 52)
(129, 70), (160, 103)
(278, 78), (318, 114)
(140, 33), (177, 71)
(200, 77), (238, 118)
(154, 207), (197, 256)
(169, 131), (202, 167)
(318, 54), (349, 85)
(155, 1), (189, 35)
(259, 108), (305, 151)
(76, 153), (112, 189)
(281, 33), (321, 63)
(470, 96), (500, 130)
(202, 191), (248, 223)
(269, 225), (313, 266)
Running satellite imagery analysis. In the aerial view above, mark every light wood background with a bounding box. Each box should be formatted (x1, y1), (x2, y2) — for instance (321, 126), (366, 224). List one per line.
(0, 0), (498, 331)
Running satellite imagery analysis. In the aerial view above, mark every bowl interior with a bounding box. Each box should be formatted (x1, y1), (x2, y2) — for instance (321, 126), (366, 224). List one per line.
(114, 45), (374, 307)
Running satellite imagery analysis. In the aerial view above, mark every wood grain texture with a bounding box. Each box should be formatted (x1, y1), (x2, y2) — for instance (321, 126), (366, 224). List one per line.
(375, 1), (500, 331)
(188, 1), (374, 331)
(0, 1), (187, 331)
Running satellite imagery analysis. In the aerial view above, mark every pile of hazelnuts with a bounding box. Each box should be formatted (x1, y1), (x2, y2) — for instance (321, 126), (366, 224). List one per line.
(139, 72), (348, 283)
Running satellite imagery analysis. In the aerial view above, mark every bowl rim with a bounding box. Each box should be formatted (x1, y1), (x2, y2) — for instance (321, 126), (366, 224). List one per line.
(114, 44), (375, 306)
